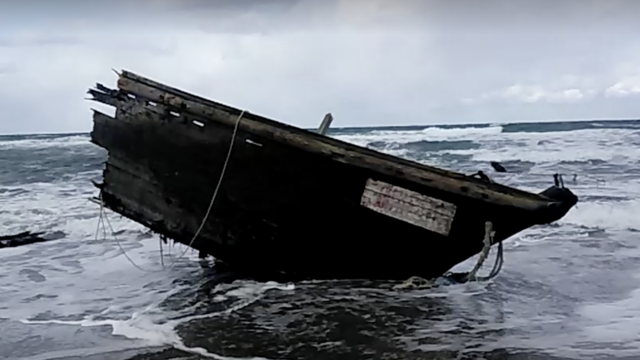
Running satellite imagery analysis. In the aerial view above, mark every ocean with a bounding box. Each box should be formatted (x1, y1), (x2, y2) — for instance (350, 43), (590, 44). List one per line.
(1, 119), (640, 360)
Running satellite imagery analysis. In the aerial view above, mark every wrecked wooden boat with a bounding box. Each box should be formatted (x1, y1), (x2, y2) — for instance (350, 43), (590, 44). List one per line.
(87, 70), (578, 281)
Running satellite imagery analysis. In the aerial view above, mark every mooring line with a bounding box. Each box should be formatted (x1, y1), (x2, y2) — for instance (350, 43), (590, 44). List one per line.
(466, 221), (503, 282)
(94, 110), (247, 272)
(96, 191), (155, 273)
(466, 221), (495, 281)
(393, 221), (504, 290)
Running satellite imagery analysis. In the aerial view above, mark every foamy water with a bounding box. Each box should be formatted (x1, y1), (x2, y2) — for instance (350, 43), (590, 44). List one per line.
(1, 120), (639, 359)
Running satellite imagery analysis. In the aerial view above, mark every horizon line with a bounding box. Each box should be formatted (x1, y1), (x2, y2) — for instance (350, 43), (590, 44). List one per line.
(1, 116), (639, 137)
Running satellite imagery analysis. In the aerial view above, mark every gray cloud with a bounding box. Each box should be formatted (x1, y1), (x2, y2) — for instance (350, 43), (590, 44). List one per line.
(0, 0), (639, 134)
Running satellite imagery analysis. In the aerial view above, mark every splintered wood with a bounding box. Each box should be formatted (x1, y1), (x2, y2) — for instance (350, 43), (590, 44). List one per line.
(85, 69), (578, 281)
(361, 179), (457, 236)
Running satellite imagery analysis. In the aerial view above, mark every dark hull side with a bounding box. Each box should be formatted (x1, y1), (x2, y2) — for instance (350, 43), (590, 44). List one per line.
(89, 71), (578, 281)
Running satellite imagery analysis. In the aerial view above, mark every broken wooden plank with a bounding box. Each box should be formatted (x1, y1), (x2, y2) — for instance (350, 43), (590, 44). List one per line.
(361, 179), (457, 236)
(87, 89), (118, 106)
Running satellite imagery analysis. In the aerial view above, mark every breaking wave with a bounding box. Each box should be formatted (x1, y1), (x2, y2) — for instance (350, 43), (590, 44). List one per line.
(366, 139), (480, 153)
(331, 119), (640, 138)
(4, 118), (640, 359)
(502, 119), (640, 133)
(559, 199), (640, 232)
(19, 280), (295, 360)
(0, 133), (91, 150)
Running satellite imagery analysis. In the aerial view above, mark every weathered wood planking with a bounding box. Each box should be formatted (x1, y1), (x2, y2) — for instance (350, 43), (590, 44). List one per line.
(113, 71), (548, 211)
(361, 179), (456, 236)
(87, 70), (579, 280)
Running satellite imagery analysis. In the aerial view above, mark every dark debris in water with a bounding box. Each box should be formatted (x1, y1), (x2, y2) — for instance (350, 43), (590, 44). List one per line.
(0, 230), (66, 249)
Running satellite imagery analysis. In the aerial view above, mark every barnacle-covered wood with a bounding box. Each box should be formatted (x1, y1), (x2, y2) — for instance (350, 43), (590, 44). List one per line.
(87, 70), (578, 280)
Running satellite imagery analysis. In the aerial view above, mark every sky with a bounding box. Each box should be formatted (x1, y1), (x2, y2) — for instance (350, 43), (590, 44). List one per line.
(1, 0), (639, 134)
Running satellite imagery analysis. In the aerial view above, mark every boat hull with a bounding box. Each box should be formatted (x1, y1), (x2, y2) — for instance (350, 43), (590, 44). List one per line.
(89, 71), (578, 281)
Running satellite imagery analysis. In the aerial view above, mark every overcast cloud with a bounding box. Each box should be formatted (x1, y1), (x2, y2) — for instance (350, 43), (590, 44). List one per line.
(1, 0), (639, 134)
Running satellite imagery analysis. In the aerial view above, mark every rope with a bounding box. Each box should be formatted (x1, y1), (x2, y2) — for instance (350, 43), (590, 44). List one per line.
(393, 220), (504, 290)
(466, 221), (494, 281)
(94, 110), (247, 271)
(161, 110), (246, 269)
(481, 239), (504, 281)
(96, 191), (154, 272)
(465, 221), (504, 282)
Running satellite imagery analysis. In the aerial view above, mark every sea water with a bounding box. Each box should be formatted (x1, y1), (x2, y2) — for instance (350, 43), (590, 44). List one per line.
(1, 120), (640, 359)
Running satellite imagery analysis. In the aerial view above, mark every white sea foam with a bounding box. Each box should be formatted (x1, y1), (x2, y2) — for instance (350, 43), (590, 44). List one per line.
(494, 282), (640, 359)
(337, 127), (639, 165)
(335, 125), (503, 147)
(1, 164), (296, 358)
(19, 280), (294, 360)
(577, 283), (640, 352)
(472, 128), (638, 164)
(3, 123), (640, 359)
(559, 199), (640, 231)
(0, 134), (91, 150)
